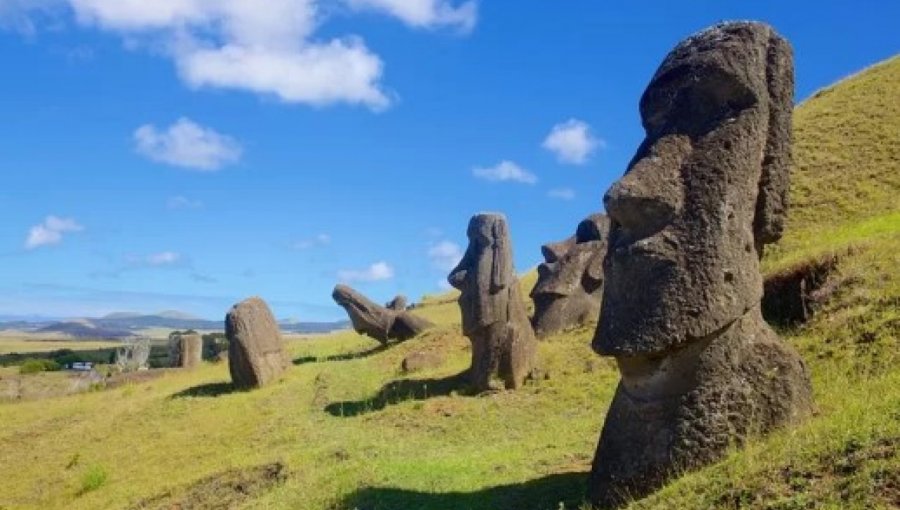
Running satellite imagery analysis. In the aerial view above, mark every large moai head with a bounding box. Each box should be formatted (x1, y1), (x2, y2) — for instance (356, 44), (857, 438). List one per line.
(594, 21), (794, 356)
(448, 213), (516, 335)
(531, 214), (610, 336)
(332, 284), (432, 344)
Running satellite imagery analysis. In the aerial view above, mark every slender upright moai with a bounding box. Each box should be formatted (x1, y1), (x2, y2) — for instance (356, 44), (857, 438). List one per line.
(448, 213), (537, 391)
(169, 331), (202, 369)
(587, 22), (813, 508)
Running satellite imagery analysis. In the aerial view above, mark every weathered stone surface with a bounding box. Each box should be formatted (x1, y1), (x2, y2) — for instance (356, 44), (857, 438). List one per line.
(448, 213), (537, 391)
(401, 351), (445, 372)
(169, 332), (202, 369)
(225, 297), (288, 389)
(588, 22), (813, 508)
(385, 295), (408, 311)
(531, 214), (610, 337)
(332, 285), (433, 344)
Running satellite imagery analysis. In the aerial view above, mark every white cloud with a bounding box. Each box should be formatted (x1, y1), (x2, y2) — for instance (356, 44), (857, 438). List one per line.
(5, 0), (477, 109)
(428, 240), (462, 271)
(145, 251), (181, 266)
(167, 195), (204, 209)
(134, 118), (242, 171)
(548, 187), (576, 200)
(293, 233), (331, 250)
(347, 0), (477, 32)
(542, 119), (603, 165)
(338, 261), (394, 282)
(25, 216), (84, 250)
(472, 160), (537, 185)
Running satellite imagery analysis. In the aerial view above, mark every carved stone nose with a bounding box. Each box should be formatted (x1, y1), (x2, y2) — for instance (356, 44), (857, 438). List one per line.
(540, 237), (575, 263)
(447, 268), (467, 290)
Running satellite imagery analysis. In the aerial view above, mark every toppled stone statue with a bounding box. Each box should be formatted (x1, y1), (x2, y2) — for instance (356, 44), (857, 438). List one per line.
(226, 296), (288, 389)
(169, 331), (202, 369)
(587, 22), (813, 508)
(385, 295), (408, 311)
(531, 214), (610, 337)
(332, 285), (433, 344)
(448, 213), (537, 391)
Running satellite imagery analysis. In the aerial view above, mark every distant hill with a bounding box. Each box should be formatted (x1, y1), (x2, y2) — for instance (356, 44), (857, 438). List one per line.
(36, 320), (132, 339)
(0, 311), (349, 337)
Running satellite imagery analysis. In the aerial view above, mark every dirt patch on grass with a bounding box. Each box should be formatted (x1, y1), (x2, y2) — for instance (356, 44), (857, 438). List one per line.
(131, 462), (287, 510)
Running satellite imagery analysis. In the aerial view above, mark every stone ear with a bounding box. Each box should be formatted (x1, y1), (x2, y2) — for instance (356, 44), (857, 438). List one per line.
(490, 222), (512, 291)
(753, 32), (794, 251)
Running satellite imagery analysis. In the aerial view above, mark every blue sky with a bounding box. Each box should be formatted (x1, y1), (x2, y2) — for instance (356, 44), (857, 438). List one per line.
(0, 1), (897, 321)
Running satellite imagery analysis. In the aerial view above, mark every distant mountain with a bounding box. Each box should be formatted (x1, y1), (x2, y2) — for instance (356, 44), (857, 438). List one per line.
(0, 311), (349, 336)
(37, 320), (132, 339)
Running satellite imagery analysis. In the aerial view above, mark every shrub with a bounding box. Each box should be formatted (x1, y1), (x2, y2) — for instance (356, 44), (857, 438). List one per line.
(19, 358), (62, 374)
(78, 465), (108, 495)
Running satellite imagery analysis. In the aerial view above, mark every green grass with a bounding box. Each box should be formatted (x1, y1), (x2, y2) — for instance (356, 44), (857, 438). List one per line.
(0, 56), (897, 510)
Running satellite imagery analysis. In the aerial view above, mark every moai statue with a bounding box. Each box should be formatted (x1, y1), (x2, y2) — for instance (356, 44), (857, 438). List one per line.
(448, 213), (537, 391)
(169, 331), (202, 369)
(333, 285), (433, 344)
(226, 296), (288, 389)
(587, 22), (813, 508)
(531, 214), (610, 337)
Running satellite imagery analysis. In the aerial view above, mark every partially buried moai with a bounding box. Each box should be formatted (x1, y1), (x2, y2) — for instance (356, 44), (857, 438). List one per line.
(169, 331), (202, 369)
(226, 296), (289, 390)
(530, 213), (610, 337)
(448, 213), (536, 391)
(588, 22), (813, 508)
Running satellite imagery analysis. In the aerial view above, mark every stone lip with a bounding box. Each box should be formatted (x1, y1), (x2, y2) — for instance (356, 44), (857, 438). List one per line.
(587, 21), (812, 508)
(448, 213), (537, 391)
(531, 213), (609, 337)
(332, 285), (433, 344)
(226, 296), (288, 390)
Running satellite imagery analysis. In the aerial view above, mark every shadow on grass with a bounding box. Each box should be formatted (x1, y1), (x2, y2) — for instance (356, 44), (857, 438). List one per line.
(293, 343), (390, 366)
(170, 382), (241, 398)
(325, 371), (471, 417)
(338, 471), (588, 510)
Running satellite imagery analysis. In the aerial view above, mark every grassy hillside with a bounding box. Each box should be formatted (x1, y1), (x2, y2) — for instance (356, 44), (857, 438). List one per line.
(0, 57), (897, 510)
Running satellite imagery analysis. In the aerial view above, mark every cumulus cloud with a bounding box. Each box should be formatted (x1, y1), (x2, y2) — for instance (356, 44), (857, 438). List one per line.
(293, 233), (332, 250)
(134, 118), (242, 171)
(347, 0), (477, 32)
(542, 119), (603, 165)
(472, 160), (537, 185)
(4, 0), (477, 109)
(167, 195), (204, 209)
(338, 261), (394, 282)
(547, 187), (576, 200)
(25, 216), (84, 250)
(428, 240), (462, 271)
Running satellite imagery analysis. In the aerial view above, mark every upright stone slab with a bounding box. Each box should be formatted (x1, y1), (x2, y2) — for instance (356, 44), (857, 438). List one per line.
(587, 22), (813, 508)
(531, 214), (610, 337)
(169, 332), (203, 369)
(226, 297), (288, 389)
(333, 285), (433, 344)
(448, 213), (537, 391)
(385, 295), (408, 311)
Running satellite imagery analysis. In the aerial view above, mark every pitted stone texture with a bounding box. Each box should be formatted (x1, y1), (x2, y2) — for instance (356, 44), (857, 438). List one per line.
(588, 22), (813, 508)
(531, 214), (610, 337)
(169, 332), (202, 369)
(448, 213), (537, 391)
(333, 285), (433, 344)
(226, 297), (288, 389)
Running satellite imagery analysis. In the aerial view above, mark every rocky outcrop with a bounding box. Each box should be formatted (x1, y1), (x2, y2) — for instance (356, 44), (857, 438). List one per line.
(587, 22), (813, 508)
(401, 351), (445, 372)
(385, 295), (408, 311)
(448, 213), (537, 391)
(225, 297), (288, 389)
(332, 285), (433, 344)
(531, 214), (610, 337)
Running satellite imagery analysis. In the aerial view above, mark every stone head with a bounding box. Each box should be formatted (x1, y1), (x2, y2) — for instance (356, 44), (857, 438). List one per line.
(595, 22), (793, 356)
(448, 213), (515, 336)
(531, 214), (609, 335)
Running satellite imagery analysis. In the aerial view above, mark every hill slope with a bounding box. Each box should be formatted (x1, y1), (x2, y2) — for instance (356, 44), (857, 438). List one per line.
(0, 56), (897, 510)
